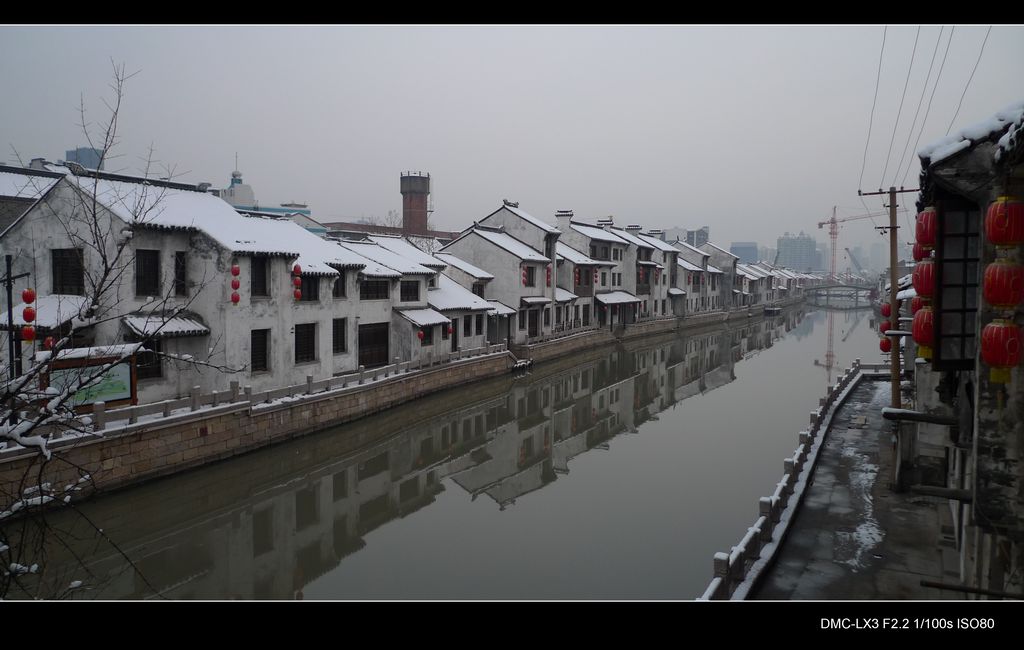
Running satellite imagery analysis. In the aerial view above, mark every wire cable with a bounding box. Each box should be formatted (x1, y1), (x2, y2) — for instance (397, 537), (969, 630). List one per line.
(893, 26), (943, 186)
(881, 26), (921, 187)
(859, 26), (887, 193)
(901, 26), (956, 187)
(945, 26), (993, 136)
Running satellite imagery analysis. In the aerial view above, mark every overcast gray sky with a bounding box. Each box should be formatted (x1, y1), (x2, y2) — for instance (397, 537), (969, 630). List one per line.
(2, 25), (1021, 256)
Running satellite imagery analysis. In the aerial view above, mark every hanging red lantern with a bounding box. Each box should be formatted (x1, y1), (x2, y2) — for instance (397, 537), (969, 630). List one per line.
(43, 336), (55, 350)
(574, 268), (580, 285)
(983, 259), (1024, 310)
(911, 295), (925, 314)
(915, 207), (937, 250)
(981, 319), (1022, 384)
(912, 260), (935, 299)
(546, 265), (551, 287)
(21, 287), (35, 304)
(447, 325), (453, 335)
(294, 289), (302, 301)
(292, 264), (302, 276)
(880, 302), (892, 317)
(912, 242), (930, 262)
(22, 306), (36, 323)
(593, 268), (598, 282)
(912, 306), (935, 359)
(985, 196), (1024, 247)
(231, 278), (240, 290)
(21, 325), (35, 342)
(231, 291), (240, 305)
(417, 330), (425, 341)
(522, 267), (528, 286)
(231, 264), (240, 277)
(879, 337), (892, 353)
(293, 276), (302, 288)
(879, 320), (891, 335)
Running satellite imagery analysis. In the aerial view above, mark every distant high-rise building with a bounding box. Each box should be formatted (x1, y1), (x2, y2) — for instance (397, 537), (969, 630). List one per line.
(65, 147), (103, 170)
(685, 226), (709, 248)
(759, 245), (777, 264)
(777, 231), (818, 272)
(730, 241), (759, 263)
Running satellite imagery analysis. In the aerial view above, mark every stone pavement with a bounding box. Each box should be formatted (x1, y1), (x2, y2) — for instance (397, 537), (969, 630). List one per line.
(753, 379), (963, 599)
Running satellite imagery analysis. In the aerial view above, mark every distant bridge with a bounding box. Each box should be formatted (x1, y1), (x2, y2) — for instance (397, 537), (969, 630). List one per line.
(805, 283), (875, 309)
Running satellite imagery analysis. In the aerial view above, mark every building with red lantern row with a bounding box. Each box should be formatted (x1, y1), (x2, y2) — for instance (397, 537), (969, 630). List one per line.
(892, 99), (1024, 598)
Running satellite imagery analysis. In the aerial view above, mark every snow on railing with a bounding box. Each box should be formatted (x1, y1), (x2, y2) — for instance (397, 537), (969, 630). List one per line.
(92, 343), (509, 431)
(698, 358), (864, 601)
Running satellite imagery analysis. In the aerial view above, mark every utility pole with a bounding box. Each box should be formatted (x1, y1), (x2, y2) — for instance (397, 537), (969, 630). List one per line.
(3, 255), (31, 425)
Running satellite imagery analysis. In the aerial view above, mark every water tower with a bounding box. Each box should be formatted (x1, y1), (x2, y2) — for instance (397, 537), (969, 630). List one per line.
(400, 171), (430, 236)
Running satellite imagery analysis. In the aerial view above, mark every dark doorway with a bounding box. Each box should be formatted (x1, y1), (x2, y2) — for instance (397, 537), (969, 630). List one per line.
(528, 309), (539, 338)
(358, 323), (389, 368)
(451, 319), (458, 352)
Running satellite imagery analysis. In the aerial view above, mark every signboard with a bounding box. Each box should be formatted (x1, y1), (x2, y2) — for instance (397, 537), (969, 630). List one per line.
(48, 361), (133, 407)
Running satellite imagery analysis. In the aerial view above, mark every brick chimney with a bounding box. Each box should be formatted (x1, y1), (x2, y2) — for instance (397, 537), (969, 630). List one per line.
(400, 172), (430, 236)
(555, 209), (573, 233)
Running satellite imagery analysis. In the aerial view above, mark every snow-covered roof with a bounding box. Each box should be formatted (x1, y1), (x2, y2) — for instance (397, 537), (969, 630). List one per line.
(367, 235), (447, 269)
(122, 313), (210, 339)
(677, 258), (703, 272)
(339, 241), (435, 276)
(668, 288), (686, 296)
(433, 253), (494, 280)
(897, 286), (917, 301)
(570, 222), (629, 244)
(554, 287), (578, 302)
(595, 291), (640, 305)
(706, 264), (723, 274)
(4, 294), (89, 328)
(637, 260), (663, 269)
(738, 264), (770, 279)
(521, 296), (551, 305)
(919, 100), (1024, 166)
(638, 233), (678, 252)
(702, 242), (739, 258)
(36, 344), (142, 362)
(468, 229), (549, 262)
(609, 227), (654, 249)
(397, 308), (450, 327)
(499, 205), (560, 234)
(556, 241), (612, 267)
(427, 274), (492, 312)
(487, 300), (517, 316)
(671, 240), (708, 257)
(0, 170), (58, 200)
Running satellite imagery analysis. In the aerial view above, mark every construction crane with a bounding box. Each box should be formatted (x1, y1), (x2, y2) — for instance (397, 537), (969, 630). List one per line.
(845, 247), (866, 276)
(817, 207), (888, 282)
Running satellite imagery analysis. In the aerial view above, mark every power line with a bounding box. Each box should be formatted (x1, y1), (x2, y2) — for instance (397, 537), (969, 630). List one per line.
(945, 25), (993, 136)
(859, 26), (887, 192)
(881, 26), (921, 187)
(901, 26), (956, 187)
(893, 26), (943, 186)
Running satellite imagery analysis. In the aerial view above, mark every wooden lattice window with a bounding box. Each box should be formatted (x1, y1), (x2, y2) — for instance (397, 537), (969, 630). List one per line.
(932, 200), (980, 371)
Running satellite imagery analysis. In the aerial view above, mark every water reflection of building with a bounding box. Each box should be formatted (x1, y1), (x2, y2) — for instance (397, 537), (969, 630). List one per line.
(36, 312), (805, 599)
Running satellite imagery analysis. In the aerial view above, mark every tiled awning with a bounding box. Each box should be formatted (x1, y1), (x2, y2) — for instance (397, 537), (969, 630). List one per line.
(521, 296), (551, 306)
(123, 313), (210, 339)
(595, 291), (640, 305)
(668, 288), (686, 296)
(397, 308), (450, 327)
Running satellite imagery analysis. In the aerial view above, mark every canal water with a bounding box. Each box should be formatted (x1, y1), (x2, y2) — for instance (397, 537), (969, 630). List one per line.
(21, 307), (879, 599)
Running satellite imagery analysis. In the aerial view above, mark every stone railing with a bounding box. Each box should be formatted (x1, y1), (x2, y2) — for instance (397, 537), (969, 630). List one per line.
(91, 343), (508, 431)
(524, 324), (601, 346)
(698, 358), (865, 601)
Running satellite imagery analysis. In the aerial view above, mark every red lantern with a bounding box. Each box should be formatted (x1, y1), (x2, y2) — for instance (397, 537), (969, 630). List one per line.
(985, 196), (1024, 247)
(231, 264), (240, 277)
(915, 207), (937, 250)
(292, 264), (302, 276)
(294, 289), (302, 301)
(879, 337), (892, 353)
(912, 260), (935, 299)
(43, 336), (55, 350)
(911, 296), (925, 314)
(522, 268), (528, 286)
(574, 268), (580, 285)
(231, 278), (240, 290)
(880, 302), (892, 317)
(879, 320), (891, 335)
(417, 330), (425, 341)
(293, 276), (302, 288)
(21, 288), (35, 304)
(912, 306), (935, 359)
(593, 268), (598, 282)
(912, 242), (930, 262)
(981, 319), (1022, 383)
(21, 325), (35, 342)
(231, 291), (240, 305)
(546, 266), (551, 287)
(447, 325), (453, 335)
(983, 259), (1024, 310)
(22, 306), (36, 323)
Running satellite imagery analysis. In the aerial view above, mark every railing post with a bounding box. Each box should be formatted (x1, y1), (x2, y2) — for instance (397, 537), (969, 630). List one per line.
(211, 390), (220, 408)
(713, 552), (731, 597)
(306, 375), (314, 395)
(230, 380), (240, 403)
(244, 385), (253, 403)
(759, 498), (774, 542)
(190, 386), (201, 411)
(129, 404), (138, 425)
(163, 401), (171, 418)
(358, 365), (365, 385)
(93, 401), (106, 431)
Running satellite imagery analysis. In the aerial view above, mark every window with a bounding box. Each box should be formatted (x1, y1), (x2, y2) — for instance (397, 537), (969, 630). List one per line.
(601, 246), (609, 259)
(544, 308), (550, 326)
(251, 256), (270, 297)
(475, 314), (484, 336)
(442, 324), (449, 340)
(295, 323), (316, 363)
(51, 248), (85, 295)
(932, 201), (980, 369)
(472, 283), (486, 297)
(524, 266), (536, 287)
(251, 329), (270, 372)
(135, 249), (160, 296)
(401, 280), (420, 302)
(601, 272), (607, 286)
(174, 252), (187, 297)
(299, 275), (319, 302)
(427, 275), (436, 288)
(518, 310), (526, 331)
(463, 314), (471, 334)
(333, 318), (347, 354)
(333, 270), (346, 298)
(421, 325), (434, 346)
(360, 280), (390, 300)
(136, 341), (162, 380)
